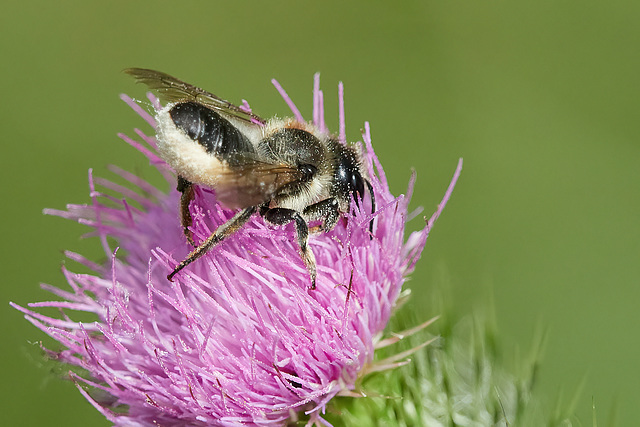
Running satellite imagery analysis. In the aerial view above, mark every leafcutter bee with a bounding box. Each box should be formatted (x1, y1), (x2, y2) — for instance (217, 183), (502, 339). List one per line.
(125, 68), (375, 289)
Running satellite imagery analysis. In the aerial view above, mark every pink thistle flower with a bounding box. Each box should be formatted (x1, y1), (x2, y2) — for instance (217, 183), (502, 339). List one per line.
(13, 74), (462, 426)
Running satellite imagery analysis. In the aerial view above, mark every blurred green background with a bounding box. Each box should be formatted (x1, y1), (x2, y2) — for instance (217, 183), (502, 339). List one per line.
(2, 1), (638, 425)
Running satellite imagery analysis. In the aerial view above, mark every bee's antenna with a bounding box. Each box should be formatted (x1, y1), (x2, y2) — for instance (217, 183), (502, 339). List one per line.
(365, 180), (375, 237)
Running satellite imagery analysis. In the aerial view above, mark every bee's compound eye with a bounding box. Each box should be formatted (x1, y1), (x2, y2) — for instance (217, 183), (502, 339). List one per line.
(299, 164), (317, 182)
(352, 171), (365, 198)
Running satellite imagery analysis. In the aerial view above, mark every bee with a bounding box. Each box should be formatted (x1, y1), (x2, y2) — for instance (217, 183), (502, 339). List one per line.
(125, 68), (375, 289)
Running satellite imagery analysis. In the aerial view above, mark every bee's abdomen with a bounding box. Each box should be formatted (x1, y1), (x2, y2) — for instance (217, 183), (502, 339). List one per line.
(169, 102), (254, 164)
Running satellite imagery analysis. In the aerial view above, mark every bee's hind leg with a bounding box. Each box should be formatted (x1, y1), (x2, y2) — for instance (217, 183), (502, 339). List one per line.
(177, 176), (196, 246)
(261, 207), (317, 290)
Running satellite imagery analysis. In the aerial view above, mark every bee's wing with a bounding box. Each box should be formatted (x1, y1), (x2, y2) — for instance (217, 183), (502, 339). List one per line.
(124, 68), (266, 125)
(212, 156), (303, 208)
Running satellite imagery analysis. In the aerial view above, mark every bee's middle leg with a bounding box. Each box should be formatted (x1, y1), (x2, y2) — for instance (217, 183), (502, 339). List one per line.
(167, 206), (257, 281)
(261, 207), (317, 289)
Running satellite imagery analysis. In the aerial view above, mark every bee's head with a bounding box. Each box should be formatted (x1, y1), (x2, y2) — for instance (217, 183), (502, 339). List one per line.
(333, 145), (376, 233)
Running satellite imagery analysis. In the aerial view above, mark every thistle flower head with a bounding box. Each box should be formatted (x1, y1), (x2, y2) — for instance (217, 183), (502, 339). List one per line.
(13, 74), (461, 426)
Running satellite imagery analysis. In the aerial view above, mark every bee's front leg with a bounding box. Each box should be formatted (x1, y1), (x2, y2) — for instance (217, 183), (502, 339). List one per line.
(261, 207), (317, 290)
(303, 198), (340, 234)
